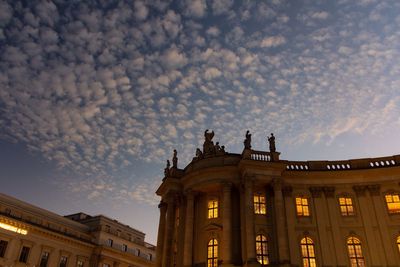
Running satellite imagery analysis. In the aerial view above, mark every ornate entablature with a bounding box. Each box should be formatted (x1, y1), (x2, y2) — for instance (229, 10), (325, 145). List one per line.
(156, 130), (400, 267)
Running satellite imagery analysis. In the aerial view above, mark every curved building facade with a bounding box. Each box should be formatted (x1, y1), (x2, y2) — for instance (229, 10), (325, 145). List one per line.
(155, 131), (400, 267)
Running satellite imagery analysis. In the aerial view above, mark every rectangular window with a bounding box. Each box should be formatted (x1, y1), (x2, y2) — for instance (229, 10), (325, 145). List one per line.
(107, 239), (113, 247)
(0, 240), (8, 258)
(385, 193), (400, 214)
(208, 199), (218, 218)
(254, 193), (266, 215)
(339, 197), (354, 216)
(19, 246), (30, 263)
(296, 197), (310, 216)
(122, 244), (128, 252)
(103, 264), (110, 267)
(59, 256), (68, 267)
(39, 251), (49, 267)
(77, 260), (84, 267)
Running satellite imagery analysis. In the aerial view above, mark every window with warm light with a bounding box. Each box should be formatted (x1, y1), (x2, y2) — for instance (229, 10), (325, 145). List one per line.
(208, 199), (218, 218)
(254, 193), (266, 215)
(296, 197), (310, 216)
(347, 237), (365, 267)
(385, 193), (400, 214)
(397, 236), (400, 254)
(300, 237), (316, 267)
(256, 235), (269, 265)
(339, 197), (354, 216)
(207, 239), (218, 267)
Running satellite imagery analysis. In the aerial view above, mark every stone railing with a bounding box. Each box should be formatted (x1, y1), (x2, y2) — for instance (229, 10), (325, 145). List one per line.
(285, 155), (400, 171)
(250, 150), (272, 161)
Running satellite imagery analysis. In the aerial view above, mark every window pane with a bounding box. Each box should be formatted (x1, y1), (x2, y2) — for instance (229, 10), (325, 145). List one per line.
(0, 240), (8, 258)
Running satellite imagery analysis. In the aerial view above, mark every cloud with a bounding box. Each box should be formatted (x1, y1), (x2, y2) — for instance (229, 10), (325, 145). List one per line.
(184, 0), (207, 18)
(161, 46), (188, 69)
(260, 36), (286, 47)
(211, 0), (234, 15)
(311, 11), (329, 20)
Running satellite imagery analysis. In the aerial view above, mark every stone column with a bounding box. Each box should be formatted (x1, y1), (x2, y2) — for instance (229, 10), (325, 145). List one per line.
(162, 194), (176, 267)
(272, 178), (290, 265)
(222, 183), (232, 266)
(183, 190), (195, 267)
(353, 185), (382, 266)
(156, 201), (167, 267)
(309, 186), (334, 266)
(368, 184), (395, 266)
(244, 178), (256, 264)
(282, 186), (299, 265)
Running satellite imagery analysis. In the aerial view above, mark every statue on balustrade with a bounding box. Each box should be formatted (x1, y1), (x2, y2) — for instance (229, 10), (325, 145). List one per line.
(164, 160), (170, 176)
(203, 129), (216, 156)
(268, 133), (276, 152)
(244, 130), (252, 149)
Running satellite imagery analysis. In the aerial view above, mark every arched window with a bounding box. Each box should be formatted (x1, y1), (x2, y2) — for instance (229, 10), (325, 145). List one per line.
(300, 237), (316, 267)
(397, 236), (400, 254)
(207, 239), (218, 267)
(347, 237), (365, 267)
(256, 235), (269, 265)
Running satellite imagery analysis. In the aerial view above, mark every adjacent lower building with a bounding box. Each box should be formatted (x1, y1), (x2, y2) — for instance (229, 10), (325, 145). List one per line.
(0, 193), (155, 267)
(156, 130), (400, 267)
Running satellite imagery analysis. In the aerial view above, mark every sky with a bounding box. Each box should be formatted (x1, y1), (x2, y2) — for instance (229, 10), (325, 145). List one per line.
(1, 0), (400, 244)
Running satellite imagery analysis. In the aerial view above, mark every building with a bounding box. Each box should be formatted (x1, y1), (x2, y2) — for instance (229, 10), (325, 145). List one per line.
(155, 130), (400, 267)
(0, 193), (155, 267)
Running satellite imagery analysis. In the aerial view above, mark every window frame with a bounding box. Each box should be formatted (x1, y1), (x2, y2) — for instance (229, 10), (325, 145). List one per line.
(347, 236), (365, 267)
(384, 192), (400, 214)
(207, 238), (218, 267)
(254, 193), (267, 215)
(296, 196), (311, 217)
(300, 236), (317, 267)
(39, 251), (50, 267)
(256, 234), (269, 265)
(338, 196), (355, 216)
(59, 255), (68, 267)
(397, 236), (400, 254)
(207, 198), (219, 219)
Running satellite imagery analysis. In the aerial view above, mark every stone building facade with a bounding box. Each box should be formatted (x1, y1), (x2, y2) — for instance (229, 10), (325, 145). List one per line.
(155, 131), (400, 267)
(0, 193), (155, 267)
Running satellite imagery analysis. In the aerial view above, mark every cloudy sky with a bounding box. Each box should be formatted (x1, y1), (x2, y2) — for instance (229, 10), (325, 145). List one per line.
(1, 0), (400, 243)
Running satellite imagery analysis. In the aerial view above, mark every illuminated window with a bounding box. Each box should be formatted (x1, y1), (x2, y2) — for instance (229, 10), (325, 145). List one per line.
(0, 240), (8, 258)
(339, 197), (354, 216)
(40, 252), (49, 267)
(77, 260), (84, 267)
(300, 237), (316, 267)
(296, 197), (310, 216)
(208, 199), (218, 218)
(347, 237), (365, 267)
(207, 239), (218, 267)
(19, 246), (30, 263)
(256, 235), (269, 265)
(254, 193), (266, 215)
(385, 193), (400, 214)
(59, 256), (68, 267)
(397, 236), (400, 254)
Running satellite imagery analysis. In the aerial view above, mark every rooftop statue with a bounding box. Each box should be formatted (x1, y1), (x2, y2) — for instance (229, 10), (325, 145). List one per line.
(244, 130), (252, 149)
(203, 129), (216, 156)
(268, 133), (276, 152)
(164, 160), (170, 176)
(172, 149), (178, 168)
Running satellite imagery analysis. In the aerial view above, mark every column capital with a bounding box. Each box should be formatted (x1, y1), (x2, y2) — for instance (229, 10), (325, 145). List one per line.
(323, 186), (335, 198)
(309, 186), (323, 198)
(352, 185), (367, 196)
(367, 184), (381, 196)
(282, 186), (293, 197)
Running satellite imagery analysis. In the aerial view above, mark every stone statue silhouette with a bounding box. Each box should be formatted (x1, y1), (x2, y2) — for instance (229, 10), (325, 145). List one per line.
(172, 149), (178, 168)
(244, 130), (251, 149)
(268, 133), (276, 152)
(164, 160), (170, 176)
(203, 129), (215, 156)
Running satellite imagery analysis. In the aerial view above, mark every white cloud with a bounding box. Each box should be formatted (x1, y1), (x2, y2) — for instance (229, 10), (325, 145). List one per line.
(260, 36), (286, 47)
(311, 11), (329, 20)
(184, 0), (207, 18)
